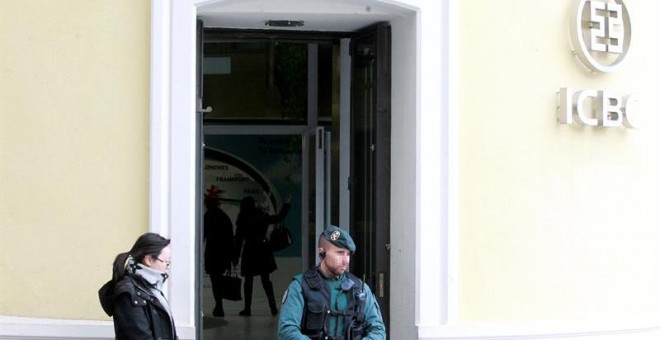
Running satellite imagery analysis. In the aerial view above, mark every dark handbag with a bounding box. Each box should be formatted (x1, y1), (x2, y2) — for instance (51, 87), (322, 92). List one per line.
(221, 266), (242, 301)
(269, 224), (293, 251)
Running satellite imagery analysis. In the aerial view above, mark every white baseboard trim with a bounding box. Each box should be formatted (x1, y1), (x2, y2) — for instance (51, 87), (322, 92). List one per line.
(3, 315), (659, 340)
(0, 316), (195, 340)
(418, 320), (660, 339)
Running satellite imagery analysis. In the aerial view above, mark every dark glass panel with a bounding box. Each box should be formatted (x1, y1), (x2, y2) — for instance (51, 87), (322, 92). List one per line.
(318, 44), (334, 120)
(203, 42), (308, 123)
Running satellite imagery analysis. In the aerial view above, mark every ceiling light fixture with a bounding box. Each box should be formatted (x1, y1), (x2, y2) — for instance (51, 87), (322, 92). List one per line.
(264, 20), (304, 27)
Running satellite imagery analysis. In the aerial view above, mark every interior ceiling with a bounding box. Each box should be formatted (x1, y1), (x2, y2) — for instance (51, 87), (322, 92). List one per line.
(198, 0), (411, 32)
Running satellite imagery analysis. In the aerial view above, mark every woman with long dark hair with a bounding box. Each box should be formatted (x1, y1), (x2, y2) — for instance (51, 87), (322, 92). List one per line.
(234, 195), (290, 316)
(99, 232), (177, 339)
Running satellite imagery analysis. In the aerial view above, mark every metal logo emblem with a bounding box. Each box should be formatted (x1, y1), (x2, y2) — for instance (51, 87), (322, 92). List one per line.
(570, 0), (632, 72)
(331, 231), (341, 241)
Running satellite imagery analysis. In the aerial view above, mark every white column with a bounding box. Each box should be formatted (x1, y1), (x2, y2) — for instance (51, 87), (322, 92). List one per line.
(167, 0), (198, 332)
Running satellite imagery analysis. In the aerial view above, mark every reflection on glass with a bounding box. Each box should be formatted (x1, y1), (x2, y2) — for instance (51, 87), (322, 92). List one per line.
(203, 42), (308, 122)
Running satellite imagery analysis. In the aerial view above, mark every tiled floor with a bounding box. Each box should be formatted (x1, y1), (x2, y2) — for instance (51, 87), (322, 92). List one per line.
(200, 258), (300, 339)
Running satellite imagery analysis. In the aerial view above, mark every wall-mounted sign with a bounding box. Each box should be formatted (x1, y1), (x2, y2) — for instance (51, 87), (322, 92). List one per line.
(203, 135), (302, 257)
(570, 0), (631, 72)
(559, 0), (639, 129)
(557, 88), (639, 128)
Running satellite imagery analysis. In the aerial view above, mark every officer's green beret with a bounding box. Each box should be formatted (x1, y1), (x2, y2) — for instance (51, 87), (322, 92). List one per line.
(322, 225), (356, 253)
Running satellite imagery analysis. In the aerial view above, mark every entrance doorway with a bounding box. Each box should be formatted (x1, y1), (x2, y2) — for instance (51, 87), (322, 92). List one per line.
(196, 22), (391, 340)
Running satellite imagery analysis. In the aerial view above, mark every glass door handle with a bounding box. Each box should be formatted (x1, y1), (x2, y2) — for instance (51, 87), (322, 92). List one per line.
(378, 272), (385, 298)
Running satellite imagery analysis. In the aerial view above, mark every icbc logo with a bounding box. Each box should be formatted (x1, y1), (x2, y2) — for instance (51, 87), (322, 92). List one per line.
(559, 0), (639, 129)
(570, 0), (632, 72)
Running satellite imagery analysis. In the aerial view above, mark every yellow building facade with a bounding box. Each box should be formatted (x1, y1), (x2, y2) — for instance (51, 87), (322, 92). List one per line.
(1, 0), (659, 339)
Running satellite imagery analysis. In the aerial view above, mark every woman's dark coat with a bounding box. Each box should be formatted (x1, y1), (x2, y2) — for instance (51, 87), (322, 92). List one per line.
(99, 275), (177, 340)
(235, 202), (290, 277)
(204, 206), (234, 275)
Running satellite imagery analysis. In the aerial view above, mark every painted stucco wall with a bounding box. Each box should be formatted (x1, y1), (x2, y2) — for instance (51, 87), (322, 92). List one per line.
(0, 0), (151, 319)
(457, 0), (660, 324)
(3, 0), (659, 336)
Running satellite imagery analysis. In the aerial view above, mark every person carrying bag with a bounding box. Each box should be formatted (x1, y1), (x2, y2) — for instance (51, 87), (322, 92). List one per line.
(221, 265), (242, 301)
(270, 224), (293, 252)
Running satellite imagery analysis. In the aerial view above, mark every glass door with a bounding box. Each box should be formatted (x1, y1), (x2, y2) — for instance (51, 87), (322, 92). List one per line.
(350, 22), (391, 330)
(198, 29), (340, 339)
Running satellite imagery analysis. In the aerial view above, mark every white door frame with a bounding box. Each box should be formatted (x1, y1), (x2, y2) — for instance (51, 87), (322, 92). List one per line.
(149, 1), (449, 339)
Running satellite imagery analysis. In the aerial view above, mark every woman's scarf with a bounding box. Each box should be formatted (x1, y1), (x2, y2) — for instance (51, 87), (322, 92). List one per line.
(126, 256), (173, 318)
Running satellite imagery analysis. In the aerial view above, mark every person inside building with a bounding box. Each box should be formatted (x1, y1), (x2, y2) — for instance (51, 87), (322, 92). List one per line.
(278, 225), (386, 339)
(203, 185), (235, 317)
(98, 232), (177, 339)
(234, 194), (291, 316)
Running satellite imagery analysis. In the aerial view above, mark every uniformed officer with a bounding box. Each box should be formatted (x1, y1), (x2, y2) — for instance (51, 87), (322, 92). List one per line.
(278, 225), (386, 339)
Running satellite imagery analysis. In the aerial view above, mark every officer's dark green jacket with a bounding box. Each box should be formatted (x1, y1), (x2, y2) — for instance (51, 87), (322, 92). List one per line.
(278, 268), (386, 339)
